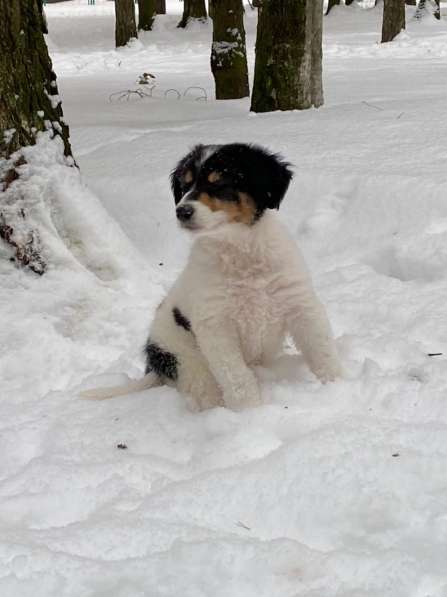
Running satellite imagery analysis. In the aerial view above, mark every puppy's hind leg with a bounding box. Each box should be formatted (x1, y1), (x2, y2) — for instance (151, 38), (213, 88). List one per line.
(80, 370), (161, 401)
(177, 352), (224, 411)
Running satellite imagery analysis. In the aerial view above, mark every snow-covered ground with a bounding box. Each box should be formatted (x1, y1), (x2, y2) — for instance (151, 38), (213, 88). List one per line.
(2, 1), (447, 595)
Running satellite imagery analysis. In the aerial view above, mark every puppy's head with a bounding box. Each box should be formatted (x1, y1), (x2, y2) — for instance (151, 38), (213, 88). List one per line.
(170, 143), (293, 231)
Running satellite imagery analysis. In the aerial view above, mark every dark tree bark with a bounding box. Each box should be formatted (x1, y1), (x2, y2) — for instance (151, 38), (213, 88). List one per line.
(155, 0), (166, 14)
(0, 0), (73, 275)
(382, 0), (405, 42)
(178, 0), (207, 28)
(139, 0), (156, 30)
(211, 0), (249, 99)
(251, 0), (323, 113)
(115, 0), (138, 47)
(0, 0), (71, 162)
(326, 0), (340, 14)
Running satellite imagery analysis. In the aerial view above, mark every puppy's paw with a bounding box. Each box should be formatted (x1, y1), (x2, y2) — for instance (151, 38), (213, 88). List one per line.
(315, 359), (344, 383)
(223, 378), (261, 411)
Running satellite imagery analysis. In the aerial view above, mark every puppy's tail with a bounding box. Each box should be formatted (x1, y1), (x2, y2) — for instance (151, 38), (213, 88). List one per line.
(80, 371), (161, 401)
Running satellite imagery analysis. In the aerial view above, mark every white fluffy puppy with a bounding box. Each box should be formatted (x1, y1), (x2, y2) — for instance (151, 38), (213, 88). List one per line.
(84, 143), (342, 410)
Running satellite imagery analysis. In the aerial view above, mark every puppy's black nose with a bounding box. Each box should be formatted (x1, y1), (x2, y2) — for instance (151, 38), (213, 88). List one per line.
(176, 204), (194, 222)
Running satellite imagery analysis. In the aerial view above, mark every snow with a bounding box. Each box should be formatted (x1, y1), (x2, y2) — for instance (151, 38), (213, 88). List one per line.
(2, 1), (447, 595)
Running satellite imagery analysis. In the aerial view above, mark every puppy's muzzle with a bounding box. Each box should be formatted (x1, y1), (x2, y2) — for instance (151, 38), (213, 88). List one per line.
(176, 204), (195, 223)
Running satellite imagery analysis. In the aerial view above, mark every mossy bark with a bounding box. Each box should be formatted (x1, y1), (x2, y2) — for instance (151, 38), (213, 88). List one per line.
(250, 0), (324, 113)
(0, 0), (73, 275)
(0, 0), (72, 161)
(211, 0), (249, 100)
(115, 0), (138, 47)
(381, 0), (405, 42)
(139, 0), (156, 30)
(155, 0), (166, 14)
(178, 0), (207, 28)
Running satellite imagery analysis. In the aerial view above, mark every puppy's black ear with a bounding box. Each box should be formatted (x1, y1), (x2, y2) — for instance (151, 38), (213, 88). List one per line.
(250, 145), (293, 210)
(170, 144), (205, 205)
(170, 169), (183, 205)
(216, 144), (293, 212)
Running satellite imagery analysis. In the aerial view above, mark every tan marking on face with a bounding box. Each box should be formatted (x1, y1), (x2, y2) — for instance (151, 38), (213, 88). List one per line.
(207, 171), (221, 184)
(184, 170), (193, 184)
(197, 192), (256, 225)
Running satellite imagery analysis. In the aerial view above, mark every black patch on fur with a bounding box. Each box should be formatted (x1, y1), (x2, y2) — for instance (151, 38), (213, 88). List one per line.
(144, 340), (178, 380)
(173, 307), (191, 332)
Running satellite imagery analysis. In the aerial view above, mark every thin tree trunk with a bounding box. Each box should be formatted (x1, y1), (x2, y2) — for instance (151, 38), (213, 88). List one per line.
(139, 0), (156, 30)
(155, 0), (166, 13)
(115, 0), (138, 47)
(178, 0), (207, 28)
(382, 0), (405, 42)
(250, 0), (324, 113)
(326, 0), (340, 14)
(414, 0), (439, 17)
(0, 0), (73, 274)
(211, 0), (249, 99)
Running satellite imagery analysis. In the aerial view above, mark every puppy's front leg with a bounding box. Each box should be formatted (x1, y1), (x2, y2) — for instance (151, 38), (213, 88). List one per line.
(195, 321), (261, 411)
(288, 291), (342, 384)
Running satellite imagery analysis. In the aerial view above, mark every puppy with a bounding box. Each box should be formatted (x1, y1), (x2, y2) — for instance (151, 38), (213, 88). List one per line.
(83, 143), (342, 410)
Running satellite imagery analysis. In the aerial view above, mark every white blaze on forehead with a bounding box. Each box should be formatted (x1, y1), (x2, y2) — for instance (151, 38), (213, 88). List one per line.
(196, 144), (220, 168)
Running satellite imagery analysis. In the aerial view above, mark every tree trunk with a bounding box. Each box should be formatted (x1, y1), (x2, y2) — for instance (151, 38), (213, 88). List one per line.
(211, 0), (249, 99)
(0, 0), (72, 162)
(178, 0), (207, 28)
(326, 0), (340, 14)
(139, 0), (156, 30)
(406, 0), (416, 5)
(250, 0), (324, 113)
(115, 0), (138, 47)
(0, 0), (73, 275)
(155, 0), (166, 13)
(381, 0), (405, 42)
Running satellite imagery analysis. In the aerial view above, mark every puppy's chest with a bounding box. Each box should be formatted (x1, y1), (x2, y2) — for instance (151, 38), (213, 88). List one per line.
(219, 254), (283, 323)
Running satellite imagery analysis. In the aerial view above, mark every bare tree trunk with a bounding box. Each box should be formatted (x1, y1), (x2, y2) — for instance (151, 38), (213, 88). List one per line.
(178, 0), (207, 28)
(155, 0), (166, 13)
(139, 0), (156, 30)
(326, 0), (340, 14)
(211, 0), (249, 99)
(0, 0), (72, 162)
(250, 0), (324, 113)
(0, 0), (73, 274)
(414, 0), (439, 18)
(382, 0), (405, 42)
(115, 0), (138, 47)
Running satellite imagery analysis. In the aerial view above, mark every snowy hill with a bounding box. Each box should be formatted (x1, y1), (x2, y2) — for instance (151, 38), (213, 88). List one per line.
(2, 2), (447, 596)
